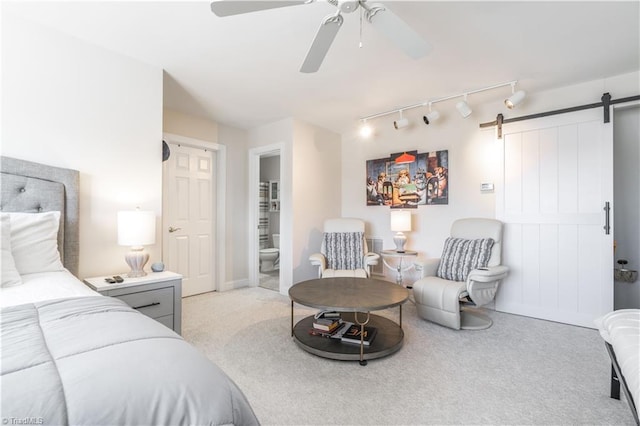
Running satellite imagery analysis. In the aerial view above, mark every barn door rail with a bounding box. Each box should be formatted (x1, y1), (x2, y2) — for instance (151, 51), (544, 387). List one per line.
(480, 92), (640, 138)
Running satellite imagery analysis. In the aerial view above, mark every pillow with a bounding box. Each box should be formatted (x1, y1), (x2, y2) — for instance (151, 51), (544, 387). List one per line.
(4, 211), (65, 275)
(1, 214), (22, 287)
(322, 232), (365, 270)
(437, 237), (494, 282)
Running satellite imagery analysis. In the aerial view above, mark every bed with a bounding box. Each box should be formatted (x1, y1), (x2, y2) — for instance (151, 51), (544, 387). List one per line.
(1, 156), (259, 425)
(595, 309), (640, 425)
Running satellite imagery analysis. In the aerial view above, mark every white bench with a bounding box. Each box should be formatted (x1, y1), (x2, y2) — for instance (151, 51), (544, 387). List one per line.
(595, 309), (640, 425)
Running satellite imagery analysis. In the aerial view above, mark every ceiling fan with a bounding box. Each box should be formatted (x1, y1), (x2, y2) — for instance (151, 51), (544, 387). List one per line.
(210, 0), (431, 73)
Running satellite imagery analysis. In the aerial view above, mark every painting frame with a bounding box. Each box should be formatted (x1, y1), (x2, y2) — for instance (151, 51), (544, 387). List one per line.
(366, 149), (448, 207)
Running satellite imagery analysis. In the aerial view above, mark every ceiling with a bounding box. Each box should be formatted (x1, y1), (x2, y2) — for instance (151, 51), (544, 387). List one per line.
(6, 1), (640, 134)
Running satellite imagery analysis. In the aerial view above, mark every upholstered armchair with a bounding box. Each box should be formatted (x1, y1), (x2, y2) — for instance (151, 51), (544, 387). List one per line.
(309, 218), (380, 278)
(413, 218), (509, 330)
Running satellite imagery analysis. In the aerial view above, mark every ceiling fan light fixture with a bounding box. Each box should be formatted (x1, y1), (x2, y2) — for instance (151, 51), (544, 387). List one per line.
(212, 0), (431, 73)
(337, 0), (359, 13)
(456, 94), (472, 118)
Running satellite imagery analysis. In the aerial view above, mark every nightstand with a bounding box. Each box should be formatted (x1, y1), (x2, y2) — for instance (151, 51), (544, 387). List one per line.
(83, 271), (182, 335)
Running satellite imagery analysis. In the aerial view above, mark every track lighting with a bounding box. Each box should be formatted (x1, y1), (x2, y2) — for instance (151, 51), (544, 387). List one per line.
(422, 102), (440, 125)
(505, 82), (526, 109)
(359, 80), (521, 131)
(456, 94), (472, 118)
(359, 120), (373, 138)
(393, 111), (409, 129)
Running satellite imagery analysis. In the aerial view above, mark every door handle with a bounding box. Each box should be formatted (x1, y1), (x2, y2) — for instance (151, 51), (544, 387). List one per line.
(603, 202), (611, 235)
(168, 226), (182, 233)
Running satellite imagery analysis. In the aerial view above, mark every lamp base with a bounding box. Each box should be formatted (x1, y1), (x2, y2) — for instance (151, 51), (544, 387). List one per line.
(125, 247), (149, 278)
(393, 232), (407, 253)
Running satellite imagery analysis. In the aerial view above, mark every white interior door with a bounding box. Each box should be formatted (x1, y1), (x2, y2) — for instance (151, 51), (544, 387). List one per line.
(495, 108), (613, 328)
(164, 143), (216, 297)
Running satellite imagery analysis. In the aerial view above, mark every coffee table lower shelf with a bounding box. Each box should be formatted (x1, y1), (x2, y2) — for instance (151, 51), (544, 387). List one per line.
(292, 312), (404, 361)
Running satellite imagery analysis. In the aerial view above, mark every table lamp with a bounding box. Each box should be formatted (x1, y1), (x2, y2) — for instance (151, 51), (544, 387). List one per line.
(118, 209), (156, 278)
(390, 210), (411, 253)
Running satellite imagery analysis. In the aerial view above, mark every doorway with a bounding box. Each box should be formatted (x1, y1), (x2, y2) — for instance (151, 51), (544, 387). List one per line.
(613, 104), (640, 309)
(249, 144), (282, 292)
(162, 133), (227, 296)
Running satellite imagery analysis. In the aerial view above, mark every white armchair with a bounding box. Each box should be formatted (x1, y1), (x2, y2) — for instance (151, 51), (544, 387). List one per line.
(413, 218), (509, 330)
(309, 218), (380, 278)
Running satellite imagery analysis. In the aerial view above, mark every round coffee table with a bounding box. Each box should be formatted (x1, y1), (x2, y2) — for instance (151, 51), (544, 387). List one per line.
(289, 277), (410, 365)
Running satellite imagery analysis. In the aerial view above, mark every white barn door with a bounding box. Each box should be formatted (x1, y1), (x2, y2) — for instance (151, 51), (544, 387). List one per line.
(495, 108), (613, 328)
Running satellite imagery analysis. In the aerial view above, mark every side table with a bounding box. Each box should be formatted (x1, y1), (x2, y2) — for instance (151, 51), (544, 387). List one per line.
(83, 271), (182, 334)
(381, 249), (418, 287)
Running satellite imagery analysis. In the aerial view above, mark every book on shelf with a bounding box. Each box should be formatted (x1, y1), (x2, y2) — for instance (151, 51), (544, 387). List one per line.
(308, 321), (353, 339)
(340, 324), (377, 346)
(314, 310), (341, 320)
(312, 317), (341, 332)
(308, 327), (337, 338)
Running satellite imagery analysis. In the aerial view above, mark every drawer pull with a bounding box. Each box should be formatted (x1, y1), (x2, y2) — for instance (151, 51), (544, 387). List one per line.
(133, 302), (160, 310)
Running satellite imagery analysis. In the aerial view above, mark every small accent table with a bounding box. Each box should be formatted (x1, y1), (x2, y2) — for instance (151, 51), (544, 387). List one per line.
(381, 249), (418, 287)
(289, 277), (409, 366)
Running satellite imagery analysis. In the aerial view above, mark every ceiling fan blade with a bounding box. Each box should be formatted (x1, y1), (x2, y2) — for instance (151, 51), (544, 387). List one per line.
(300, 14), (344, 73)
(365, 3), (431, 59)
(210, 1), (309, 17)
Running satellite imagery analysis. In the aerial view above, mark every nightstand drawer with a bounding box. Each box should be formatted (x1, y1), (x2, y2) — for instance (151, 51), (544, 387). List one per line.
(117, 287), (174, 319)
(155, 314), (174, 330)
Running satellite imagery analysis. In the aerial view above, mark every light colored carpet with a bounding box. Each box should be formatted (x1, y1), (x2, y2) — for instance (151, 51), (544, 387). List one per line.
(182, 287), (634, 425)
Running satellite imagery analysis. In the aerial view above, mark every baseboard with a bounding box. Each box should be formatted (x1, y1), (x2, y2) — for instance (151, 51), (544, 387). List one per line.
(495, 302), (598, 329)
(219, 278), (251, 292)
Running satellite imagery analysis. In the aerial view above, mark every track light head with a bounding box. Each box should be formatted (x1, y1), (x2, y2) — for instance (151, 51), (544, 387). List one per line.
(394, 118), (409, 129)
(456, 95), (472, 118)
(505, 90), (526, 109)
(423, 110), (440, 125)
(393, 110), (409, 129)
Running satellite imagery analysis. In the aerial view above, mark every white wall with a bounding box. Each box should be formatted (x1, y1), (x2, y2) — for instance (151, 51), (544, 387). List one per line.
(341, 102), (497, 284)
(163, 108), (218, 143)
(163, 109), (250, 288)
(249, 119), (294, 290)
(292, 120), (342, 284)
(249, 118), (341, 291)
(341, 71), (640, 286)
(217, 123), (249, 285)
(1, 12), (163, 279)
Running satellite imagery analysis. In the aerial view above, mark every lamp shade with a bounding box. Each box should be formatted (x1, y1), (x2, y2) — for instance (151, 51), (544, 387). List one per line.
(390, 210), (411, 232)
(118, 210), (156, 246)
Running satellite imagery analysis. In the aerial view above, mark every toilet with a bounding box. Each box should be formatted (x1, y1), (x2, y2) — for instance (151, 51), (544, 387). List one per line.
(259, 234), (280, 272)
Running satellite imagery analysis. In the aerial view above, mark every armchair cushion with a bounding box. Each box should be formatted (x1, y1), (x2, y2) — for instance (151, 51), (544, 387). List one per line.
(436, 237), (494, 282)
(322, 232), (364, 270)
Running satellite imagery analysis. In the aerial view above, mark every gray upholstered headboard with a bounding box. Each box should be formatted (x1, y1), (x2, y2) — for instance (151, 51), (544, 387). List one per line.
(0, 157), (80, 276)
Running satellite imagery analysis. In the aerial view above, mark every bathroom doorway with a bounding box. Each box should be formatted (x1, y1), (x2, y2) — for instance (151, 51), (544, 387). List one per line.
(257, 151), (281, 291)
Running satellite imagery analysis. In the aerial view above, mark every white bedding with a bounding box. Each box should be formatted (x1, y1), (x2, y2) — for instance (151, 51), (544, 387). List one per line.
(0, 269), (98, 307)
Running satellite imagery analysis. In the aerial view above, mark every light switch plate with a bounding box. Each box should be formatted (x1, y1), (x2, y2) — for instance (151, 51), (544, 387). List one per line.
(481, 183), (495, 192)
